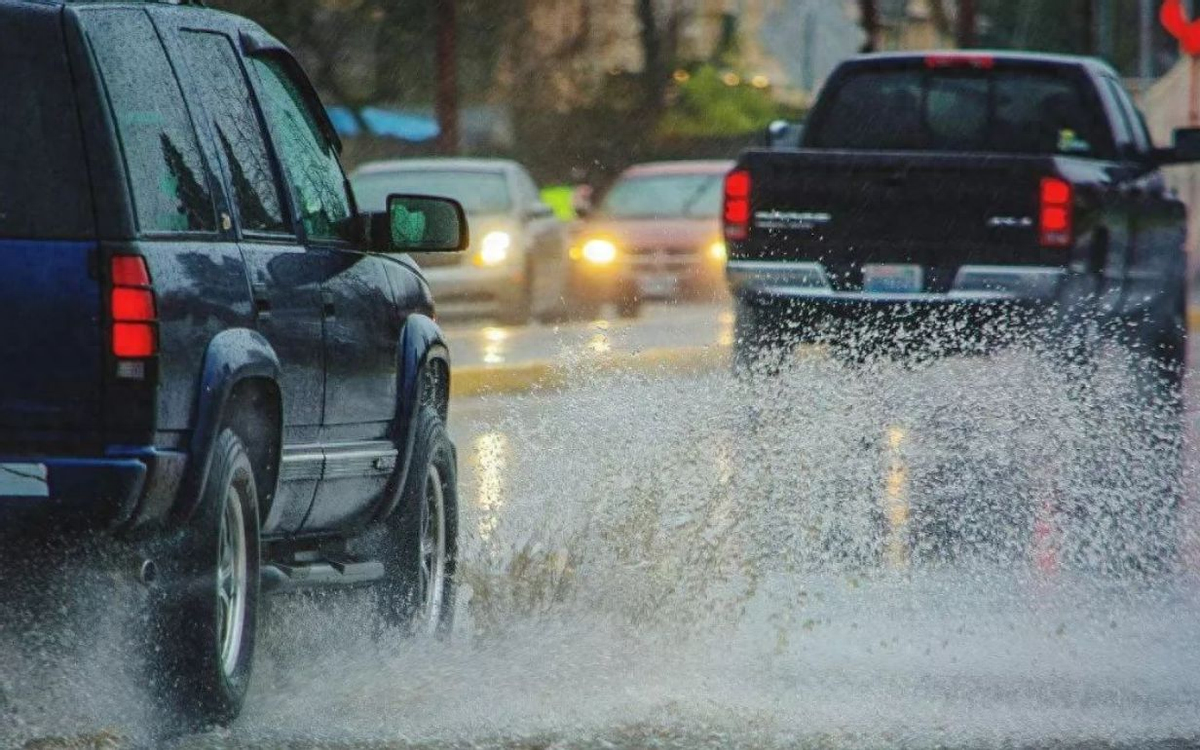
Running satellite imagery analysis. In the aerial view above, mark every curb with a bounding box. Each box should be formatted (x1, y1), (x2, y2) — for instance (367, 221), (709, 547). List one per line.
(451, 345), (729, 398)
(452, 307), (1200, 400)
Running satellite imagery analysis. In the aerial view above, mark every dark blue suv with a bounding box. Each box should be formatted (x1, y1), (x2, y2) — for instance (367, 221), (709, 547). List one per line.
(0, 0), (467, 727)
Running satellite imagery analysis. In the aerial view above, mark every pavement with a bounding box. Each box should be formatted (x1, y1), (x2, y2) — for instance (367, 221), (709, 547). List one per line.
(444, 300), (1200, 399)
(442, 300), (734, 397)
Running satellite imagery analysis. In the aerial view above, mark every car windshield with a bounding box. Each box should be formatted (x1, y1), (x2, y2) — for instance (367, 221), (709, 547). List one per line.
(599, 173), (725, 219)
(807, 66), (1114, 158)
(352, 169), (512, 214)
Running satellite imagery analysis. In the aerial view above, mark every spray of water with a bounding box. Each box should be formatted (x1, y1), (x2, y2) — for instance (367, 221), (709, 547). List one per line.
(3, 336), (1198, 749)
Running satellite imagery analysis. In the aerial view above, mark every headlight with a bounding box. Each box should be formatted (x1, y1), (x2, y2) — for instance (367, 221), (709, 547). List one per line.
(581, 239), (618, 265)
(477, 231), (512, 266)
(709, 241), (727, 261)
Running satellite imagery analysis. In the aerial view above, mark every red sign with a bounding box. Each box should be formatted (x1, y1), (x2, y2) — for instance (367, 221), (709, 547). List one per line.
(1162, 0), (1200, 57)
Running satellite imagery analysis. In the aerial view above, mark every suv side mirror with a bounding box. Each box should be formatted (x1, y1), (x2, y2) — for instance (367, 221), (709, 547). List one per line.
(1158, 127), (1200, 165)
(371, 194), (469, 253)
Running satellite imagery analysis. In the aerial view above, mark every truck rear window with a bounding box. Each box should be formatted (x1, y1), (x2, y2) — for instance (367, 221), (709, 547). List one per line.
(807, 66), (1113, 159)
(0, 7), (94, 239)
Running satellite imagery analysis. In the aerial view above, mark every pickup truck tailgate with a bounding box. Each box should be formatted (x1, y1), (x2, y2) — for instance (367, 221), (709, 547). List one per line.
(743, 150), (1063, 270)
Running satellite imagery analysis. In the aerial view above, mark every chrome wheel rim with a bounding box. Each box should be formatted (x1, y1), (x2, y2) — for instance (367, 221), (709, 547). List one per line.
(217, 483), (248, 677)
(417, 463), (447, 632)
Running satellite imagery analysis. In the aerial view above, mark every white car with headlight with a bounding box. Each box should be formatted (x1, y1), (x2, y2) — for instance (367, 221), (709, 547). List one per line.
(352, 158), (577, 324)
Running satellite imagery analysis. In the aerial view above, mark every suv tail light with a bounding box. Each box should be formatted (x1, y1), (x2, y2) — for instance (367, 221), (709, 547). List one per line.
(724, 169), (752, 242)
(109, 255), (157, 359)
(1039, 177), (1073, 248)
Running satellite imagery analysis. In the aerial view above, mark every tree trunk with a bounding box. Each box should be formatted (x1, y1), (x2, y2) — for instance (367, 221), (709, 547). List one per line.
(956, 0), (977, 48)
(435, 0), (459, 155)
(1081, 0), (1095, 55)
(859, 0), (879, 53)
(637, 0), (665, 114)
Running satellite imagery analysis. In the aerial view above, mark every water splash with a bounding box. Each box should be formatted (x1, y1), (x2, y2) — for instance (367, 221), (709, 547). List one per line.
(4, 341), (1199, 749)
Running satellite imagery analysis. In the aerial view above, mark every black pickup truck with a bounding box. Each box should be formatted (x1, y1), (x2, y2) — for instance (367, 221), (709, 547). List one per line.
(725, 52), (1200, 383)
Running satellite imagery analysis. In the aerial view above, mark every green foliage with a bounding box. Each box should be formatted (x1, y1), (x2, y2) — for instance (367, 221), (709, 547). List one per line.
(657, 65), (786, 138)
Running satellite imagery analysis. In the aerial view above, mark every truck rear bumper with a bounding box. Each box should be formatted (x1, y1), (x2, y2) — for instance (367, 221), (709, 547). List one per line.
(727, 261), (1066, 304)
(0, 449), (186, 533)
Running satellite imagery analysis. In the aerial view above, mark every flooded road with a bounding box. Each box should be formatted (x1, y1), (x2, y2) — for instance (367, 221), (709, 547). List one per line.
(4, 315), (1200, 749)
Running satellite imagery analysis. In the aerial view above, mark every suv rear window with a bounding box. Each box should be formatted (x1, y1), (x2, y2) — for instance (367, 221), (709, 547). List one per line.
(0, 7), (94, 239)
(807, 65), (1114, 159)
(85, 9), (216, 234)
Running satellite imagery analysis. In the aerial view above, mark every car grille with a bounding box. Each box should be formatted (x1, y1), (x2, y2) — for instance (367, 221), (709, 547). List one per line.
(627, 246), (700, 272)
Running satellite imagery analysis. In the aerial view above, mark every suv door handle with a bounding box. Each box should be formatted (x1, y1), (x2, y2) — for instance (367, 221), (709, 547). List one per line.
(251, 283), (272, 317)
(321, 290), (336, 317)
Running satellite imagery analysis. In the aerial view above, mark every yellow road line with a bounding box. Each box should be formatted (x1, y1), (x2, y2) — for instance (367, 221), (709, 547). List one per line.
(451, 345), (729, 398)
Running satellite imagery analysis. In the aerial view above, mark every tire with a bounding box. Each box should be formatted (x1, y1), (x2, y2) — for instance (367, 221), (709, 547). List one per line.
(149, 428), (261, 729)
(375, 404), (458, 635)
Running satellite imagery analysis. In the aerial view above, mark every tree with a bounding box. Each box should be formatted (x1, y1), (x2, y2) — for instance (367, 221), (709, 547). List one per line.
(858, 0), (879, 52)
(957, 0), (977, 48)
(636, 0), (694, 115)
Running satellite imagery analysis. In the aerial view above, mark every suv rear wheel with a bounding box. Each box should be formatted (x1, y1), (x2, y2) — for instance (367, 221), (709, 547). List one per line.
(149, 428), (261, 729)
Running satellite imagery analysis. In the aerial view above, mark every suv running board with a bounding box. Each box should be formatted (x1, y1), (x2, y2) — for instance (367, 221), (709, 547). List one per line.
(262, 556), (385, 593)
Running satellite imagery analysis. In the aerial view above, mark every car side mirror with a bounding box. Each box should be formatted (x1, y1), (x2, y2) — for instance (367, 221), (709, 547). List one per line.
(371, 194), (469, 253)
(1157, 127), (1200, 165)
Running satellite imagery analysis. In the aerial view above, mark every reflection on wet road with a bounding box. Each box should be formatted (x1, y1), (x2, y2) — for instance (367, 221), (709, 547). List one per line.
(442, 301), (734, 368)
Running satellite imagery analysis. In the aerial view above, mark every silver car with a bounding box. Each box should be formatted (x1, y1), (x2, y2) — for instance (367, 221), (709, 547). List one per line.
(351, 158), (572, 325)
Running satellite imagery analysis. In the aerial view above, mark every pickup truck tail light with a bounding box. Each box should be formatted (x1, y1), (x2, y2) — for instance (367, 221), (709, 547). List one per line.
(110, 255), (157, 359)
(724, 169), (752, 242)
(1039, 177), (1073, 248)
(925, 54), (995, 69)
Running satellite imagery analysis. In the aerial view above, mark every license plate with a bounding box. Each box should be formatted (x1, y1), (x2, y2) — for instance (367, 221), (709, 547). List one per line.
(863, 264), (923, 294)
(639, 274), (679, 297)
(0, 463), (49, 497)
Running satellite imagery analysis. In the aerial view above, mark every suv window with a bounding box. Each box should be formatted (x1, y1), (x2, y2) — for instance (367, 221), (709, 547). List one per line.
(85, 10), (216, 233)
(0, 7), (93, 239)
(181, 31), (288, 235)
(252, 57), (352, 242)
(808, 66), (1114, 159)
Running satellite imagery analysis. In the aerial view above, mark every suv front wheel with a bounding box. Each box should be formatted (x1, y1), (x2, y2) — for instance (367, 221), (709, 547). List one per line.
(375, 404), (458, 635)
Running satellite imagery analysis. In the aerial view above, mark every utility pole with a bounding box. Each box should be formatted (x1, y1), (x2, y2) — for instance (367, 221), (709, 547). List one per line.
(434, 0), (459, 155)
(859, 0), (879, 53)
(1081, 0), (1094, 55)
(1094, 0), (1114, 62)
(1139, 0), (1154, 81)
(957, 0), (977, 49)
